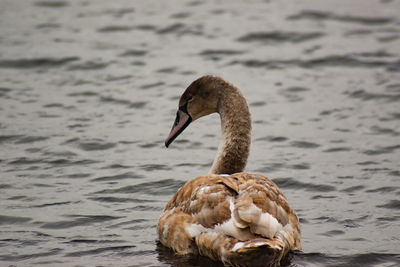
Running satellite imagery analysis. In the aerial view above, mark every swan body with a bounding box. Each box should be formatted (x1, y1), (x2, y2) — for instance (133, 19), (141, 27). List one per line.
(158, 76), (301, 267)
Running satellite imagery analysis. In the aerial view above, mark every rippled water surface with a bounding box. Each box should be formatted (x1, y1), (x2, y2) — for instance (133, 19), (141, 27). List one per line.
(1, 0), (399, 266)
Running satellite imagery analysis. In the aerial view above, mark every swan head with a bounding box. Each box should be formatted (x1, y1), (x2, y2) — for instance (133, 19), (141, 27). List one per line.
(165, 76), (221, 147)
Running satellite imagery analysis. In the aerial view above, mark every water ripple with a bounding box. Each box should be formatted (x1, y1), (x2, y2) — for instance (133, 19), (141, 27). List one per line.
(140, 164), (171, 172)
(118, 49), (148, 57)
(273, 177), (336, 192)
(97, 25), (136, 32)
(0, 57), (79, 69)
(8, 157), (44, 165)
(89, 197), (154, 203)
(94, 179), (185, 195)
(290, 141), (321, 149)
(0, 87), (12, 98)
(323, 147), (352, 152)
(63, 138), (117, 151)
(231, 55), (400, 71)
(40, 215), (122, 229)
(237, 31), (324, 43)
(199, 49), (244, 61)
(0, 215), (32, 225)
(0, 248), (62, 262)
(0, 135), (22, 144)
(90, 172), (144, 182)
(366, 186), (398, 193)
(156, 23), (203, 35)
(34, 1), (68, 8)
(341, 185), (365, 193)
(67, 60), (110, 71)
(100, 96), (147, 109)
(31, 201), (74, 208)
(363, 145), (400, 155)
(321, 229), (345, 237)
(0, 184), (12, 190)
(288, 10), (394, 25)
(140, 82), (165, 89)
(345, 89), (400, 102)
(255, 136), (288, 142)
(293, 252), (400, 267)
(65, 245), (136, 257)
(15, 136), (49, 144)
(377, 200), (400, 210)
(369, 126), (399, 136)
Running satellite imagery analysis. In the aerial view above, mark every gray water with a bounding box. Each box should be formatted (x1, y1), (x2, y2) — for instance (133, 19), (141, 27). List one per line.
(0, 0), (399, 266)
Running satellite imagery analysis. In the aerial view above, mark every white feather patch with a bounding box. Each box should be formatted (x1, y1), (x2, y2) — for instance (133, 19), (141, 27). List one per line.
(257, 211), (283, 238)
(245, 241), (267, 248)
(197, 185), (208, 195)
(277, 223), (293, 240)
(185, 223), (207, 237)
(229, 198), (246, 228)
(236, 203), (283, 238)
(214, 218), (254, 240)
(163, 224), (169, 238)
(231, 242), (244, 252)
(203, 231), (219, 237)
(237, 202), (261, 222)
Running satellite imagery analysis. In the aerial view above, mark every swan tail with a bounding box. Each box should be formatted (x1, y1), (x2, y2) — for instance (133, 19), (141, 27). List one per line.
(195, 231), (284, 267)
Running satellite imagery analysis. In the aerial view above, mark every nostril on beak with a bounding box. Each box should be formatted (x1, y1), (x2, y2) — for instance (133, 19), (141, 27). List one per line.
(174, 112), (180, 126)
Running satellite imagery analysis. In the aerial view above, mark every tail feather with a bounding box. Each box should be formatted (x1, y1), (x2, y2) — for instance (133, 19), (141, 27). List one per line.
(195, 231), (285, 267)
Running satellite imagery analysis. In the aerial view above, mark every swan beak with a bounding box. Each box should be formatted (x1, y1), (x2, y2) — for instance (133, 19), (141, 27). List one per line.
(165, 109), (192, 147)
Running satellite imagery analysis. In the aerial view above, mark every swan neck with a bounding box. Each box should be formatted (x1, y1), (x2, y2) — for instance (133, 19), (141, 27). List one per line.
(211, 85), (251, 174)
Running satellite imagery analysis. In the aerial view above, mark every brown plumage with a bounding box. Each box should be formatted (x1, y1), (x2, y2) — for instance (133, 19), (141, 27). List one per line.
(158, 76), (301, 267)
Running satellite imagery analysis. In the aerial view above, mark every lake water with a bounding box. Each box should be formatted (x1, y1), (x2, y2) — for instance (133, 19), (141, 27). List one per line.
(0, 0), (399, 266)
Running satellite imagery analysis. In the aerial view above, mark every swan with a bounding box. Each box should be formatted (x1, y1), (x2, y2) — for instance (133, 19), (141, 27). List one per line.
(158, 76), (301, 267)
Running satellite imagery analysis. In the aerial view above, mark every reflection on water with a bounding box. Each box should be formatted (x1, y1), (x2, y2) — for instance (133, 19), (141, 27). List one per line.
(156, 241), (226, 267)
(0, 0), (399, 266)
